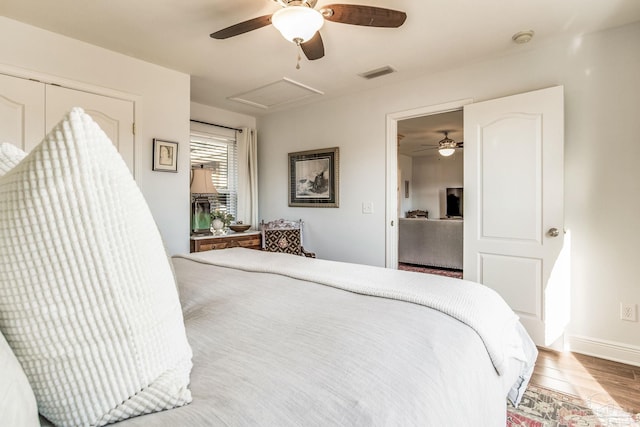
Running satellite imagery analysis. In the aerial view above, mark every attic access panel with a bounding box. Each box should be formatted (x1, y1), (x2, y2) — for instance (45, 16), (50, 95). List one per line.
(228, 78), (324, 109)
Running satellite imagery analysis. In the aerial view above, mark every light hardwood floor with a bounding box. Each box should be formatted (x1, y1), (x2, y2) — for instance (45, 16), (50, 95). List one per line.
(530, 347), (640, 414)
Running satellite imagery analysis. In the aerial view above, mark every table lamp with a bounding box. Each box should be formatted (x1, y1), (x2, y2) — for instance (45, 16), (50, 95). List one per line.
(190, 165), (217, 235)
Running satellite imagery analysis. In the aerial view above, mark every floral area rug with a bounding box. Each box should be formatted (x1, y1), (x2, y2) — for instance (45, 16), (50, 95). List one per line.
(507, 385), (640, 427)
(397, 263), (463, 279)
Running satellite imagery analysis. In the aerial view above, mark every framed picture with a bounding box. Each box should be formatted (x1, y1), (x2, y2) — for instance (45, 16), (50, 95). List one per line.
(289, 147), (339, 207)
(152, 139), (178, 172)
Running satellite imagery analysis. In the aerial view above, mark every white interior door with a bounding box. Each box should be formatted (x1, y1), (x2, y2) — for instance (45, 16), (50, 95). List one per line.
(0, 73), (45, 152)
(46, 85), (135, 174)
(463, 86), (565, 346)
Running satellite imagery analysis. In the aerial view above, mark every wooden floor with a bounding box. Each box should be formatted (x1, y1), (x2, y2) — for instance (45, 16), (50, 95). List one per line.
(530, 347), (640, 414)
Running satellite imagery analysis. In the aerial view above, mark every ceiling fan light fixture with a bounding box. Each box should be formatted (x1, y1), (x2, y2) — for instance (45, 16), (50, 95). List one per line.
(272, 6), (324, 44)
(438, 132), (458, 156)
(438, 147), (456, 157)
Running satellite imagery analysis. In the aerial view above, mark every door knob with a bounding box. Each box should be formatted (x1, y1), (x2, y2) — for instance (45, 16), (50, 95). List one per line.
(548, 228), (560, 237)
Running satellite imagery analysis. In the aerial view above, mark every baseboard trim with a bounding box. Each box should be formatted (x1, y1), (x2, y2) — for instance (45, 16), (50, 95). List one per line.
(568, 335), (640, 367)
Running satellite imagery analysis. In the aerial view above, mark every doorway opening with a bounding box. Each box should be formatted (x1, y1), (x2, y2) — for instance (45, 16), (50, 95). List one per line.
(384, 98), (472, 270)
(387, 87), (566, 346)
(396, 110), (464, 278)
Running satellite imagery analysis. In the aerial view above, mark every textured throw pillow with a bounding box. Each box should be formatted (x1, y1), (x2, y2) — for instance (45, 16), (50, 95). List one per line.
(0, 142), (26, 175)
(0, 108), (192, 426)
(0, 331), (40, 427)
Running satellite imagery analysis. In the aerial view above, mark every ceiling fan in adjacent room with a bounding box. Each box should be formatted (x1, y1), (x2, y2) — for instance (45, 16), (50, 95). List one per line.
(413, 131), (464, 157)
(210, 0), (407, 61)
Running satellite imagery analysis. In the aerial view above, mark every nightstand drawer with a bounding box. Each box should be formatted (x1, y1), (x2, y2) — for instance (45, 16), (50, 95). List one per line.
(190, 231), (262, 253)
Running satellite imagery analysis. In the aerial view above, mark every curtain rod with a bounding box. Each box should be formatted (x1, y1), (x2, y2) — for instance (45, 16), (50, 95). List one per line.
(190, 119), (243, 133)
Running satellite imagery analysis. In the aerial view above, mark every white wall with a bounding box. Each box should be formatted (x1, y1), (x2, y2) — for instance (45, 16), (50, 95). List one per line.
(258, 93), (387, 265)
(0, 17), (191, 255)
(411, 154), (463, 219)
(191, 102), (256, 131)
(258, 22), (640, 362)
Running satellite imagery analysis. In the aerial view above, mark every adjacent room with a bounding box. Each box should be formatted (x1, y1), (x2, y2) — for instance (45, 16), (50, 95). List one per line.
(397, 109), (464, 279)
(1, 0), (639, 425)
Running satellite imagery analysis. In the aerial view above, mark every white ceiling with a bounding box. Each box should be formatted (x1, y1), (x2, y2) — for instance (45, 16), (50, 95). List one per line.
(398, 110), (463, 158)
(3, 0), (639, 117)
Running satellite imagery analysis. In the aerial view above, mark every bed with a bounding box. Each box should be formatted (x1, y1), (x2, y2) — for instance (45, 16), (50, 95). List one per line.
(0, 109), (537, 426)
(88, 248), (535, 427)
(21, 249), (538, 427)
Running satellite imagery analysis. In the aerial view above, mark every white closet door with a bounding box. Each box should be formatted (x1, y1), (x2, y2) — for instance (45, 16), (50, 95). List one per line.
(0, 74), (45, 152)
(46, 85), (135, 174)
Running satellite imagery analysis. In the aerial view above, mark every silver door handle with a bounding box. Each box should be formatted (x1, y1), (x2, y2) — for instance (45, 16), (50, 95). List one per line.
(548, 228), (560, 237)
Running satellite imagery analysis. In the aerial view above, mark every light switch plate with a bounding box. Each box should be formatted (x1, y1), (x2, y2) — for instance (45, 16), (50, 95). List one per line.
(362, 202), (373, 214)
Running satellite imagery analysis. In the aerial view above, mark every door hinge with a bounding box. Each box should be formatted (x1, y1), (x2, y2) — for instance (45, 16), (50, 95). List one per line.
(132, 123), (135, 135)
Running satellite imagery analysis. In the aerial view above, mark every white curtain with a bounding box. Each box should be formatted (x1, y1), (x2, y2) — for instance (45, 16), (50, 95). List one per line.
(237, 127), (259, 227)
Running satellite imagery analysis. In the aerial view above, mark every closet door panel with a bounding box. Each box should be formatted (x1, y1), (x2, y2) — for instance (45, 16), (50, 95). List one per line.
(45, 85), (135, 174)
(0, 74), (45, 152)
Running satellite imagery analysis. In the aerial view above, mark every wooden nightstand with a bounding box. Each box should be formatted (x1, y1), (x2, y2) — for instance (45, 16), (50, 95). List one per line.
(190, 231), (262, 253)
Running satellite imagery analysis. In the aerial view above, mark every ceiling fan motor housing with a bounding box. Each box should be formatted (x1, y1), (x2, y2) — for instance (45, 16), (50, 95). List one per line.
(274, 0), (318, 8)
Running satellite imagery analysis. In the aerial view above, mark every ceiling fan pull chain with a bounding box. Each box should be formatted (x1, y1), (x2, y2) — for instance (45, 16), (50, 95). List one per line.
(296, 44), (302, 70)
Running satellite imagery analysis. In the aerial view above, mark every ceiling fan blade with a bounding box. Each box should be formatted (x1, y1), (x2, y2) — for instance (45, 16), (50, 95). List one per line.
(322, 4), (407, 28)
(210, 15), (272, 39)
(301, 32), (325, 60)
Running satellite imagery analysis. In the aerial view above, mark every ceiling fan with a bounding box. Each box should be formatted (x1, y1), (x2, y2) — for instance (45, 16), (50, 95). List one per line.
(413, 131), (464, 157)
(210, 0), (407, 61)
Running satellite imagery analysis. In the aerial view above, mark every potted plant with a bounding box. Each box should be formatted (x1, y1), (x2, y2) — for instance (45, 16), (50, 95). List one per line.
(210, 210), (234, 234)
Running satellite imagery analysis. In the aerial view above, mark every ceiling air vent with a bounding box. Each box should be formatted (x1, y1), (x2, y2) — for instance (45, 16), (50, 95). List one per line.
(358, 66), (397, 80)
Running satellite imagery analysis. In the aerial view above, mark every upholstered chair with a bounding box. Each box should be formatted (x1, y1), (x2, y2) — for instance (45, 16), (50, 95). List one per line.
(260, 219), (316, 258)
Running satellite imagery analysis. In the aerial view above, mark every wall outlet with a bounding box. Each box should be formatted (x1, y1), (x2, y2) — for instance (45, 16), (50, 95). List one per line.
(362, 202), (374, 214)
(620, 303), (637, 322)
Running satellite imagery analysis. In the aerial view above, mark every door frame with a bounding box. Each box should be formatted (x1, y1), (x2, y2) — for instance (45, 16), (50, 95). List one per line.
(385, 98), (473, 268)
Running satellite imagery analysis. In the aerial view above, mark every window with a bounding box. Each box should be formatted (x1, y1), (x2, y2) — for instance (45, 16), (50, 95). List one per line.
(190, 128), (238, 219)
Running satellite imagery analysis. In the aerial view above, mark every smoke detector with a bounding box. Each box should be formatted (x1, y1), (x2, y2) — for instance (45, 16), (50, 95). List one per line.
(512, 30), (535, 44)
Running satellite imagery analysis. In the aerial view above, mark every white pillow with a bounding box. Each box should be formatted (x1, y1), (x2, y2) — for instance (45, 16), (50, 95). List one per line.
(0, 144), (38, 425)
(0, 142), (26, 175)
(0, 331), (39, 427)
(0, 108), (192, 426)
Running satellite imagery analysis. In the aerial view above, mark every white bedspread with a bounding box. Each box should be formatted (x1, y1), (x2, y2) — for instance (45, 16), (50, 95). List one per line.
(40, 248), (537, 426)
(178, 248), (526, 376)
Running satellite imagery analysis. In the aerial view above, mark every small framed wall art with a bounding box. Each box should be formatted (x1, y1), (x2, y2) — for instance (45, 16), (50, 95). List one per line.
(152, 139), (178, 172)
(288, 147), (339, 208)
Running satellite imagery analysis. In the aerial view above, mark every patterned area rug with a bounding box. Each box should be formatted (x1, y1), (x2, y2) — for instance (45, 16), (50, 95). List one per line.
(507, 385), (640, 427)
(398, 263), (463, 279)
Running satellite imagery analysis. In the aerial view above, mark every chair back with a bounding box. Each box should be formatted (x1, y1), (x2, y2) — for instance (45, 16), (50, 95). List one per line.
(261, 219), (305, 256)
(406, 209), (428, 218)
